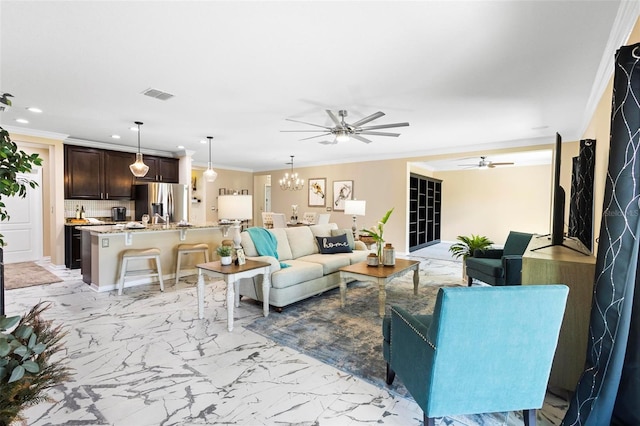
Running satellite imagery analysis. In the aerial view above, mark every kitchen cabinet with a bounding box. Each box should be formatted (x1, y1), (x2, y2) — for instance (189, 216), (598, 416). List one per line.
(64, 225), (82, 269)
(64, 145), (134, 200)
(135, 155), (179, 183)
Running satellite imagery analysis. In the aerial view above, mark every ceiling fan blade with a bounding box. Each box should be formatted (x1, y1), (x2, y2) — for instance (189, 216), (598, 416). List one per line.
(358, 122), (410, 131)
(325, 110), (342, 127)
(299, 133), (332, 141)
(280, 130), (328, 133)
(351, 134), (373, 144)
(350, 111), (385, 127)
(359, 131), (401, 137)
(285, 118), (332, 129)
(318, 139), (337, 145)
(488, 162), (515, 168)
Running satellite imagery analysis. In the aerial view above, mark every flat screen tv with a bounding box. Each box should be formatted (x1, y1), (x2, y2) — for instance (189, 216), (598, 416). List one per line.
(532, 132), (588, 254)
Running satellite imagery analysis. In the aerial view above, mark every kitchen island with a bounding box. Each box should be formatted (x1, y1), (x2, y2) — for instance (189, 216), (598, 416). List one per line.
(80, 223), (228, 292)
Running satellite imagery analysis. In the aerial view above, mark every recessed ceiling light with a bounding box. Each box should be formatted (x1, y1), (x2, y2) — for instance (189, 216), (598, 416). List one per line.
(200, 139), (207, 144)
(177, 145), (185, 149)
(531, 125), (549, 130)
(130, 127), (139, 132)
(15, 118), (29, 124)
(111, 135), (121, 139)
(26, 107), (42, 113)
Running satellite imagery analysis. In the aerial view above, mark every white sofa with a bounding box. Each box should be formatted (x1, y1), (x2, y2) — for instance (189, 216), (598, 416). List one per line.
(238, 223), (369, 310)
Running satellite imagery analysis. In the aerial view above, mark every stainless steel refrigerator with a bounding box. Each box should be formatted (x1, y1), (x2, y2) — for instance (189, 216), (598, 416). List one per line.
(134, 183), (189, 223)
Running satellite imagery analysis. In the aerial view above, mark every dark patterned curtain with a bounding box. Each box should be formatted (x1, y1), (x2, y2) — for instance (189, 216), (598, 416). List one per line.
(568, 139), (596, 252)
(563, 42), (640, 425)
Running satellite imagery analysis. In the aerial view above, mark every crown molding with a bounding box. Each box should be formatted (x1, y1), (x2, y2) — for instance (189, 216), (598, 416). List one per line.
(581, 1), (640, 134)
(2, 125), (69, 141)
(65, 137), (179, 158)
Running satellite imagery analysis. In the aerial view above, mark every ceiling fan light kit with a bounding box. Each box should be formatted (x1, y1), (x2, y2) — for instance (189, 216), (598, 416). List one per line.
(282, 109), (409, 145)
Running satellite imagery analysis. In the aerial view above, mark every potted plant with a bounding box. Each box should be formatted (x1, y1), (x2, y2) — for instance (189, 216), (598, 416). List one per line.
(448, 234), (493, 282)
(216, 245), (233, 266)
(0, 302), (72, 425)
(360, 207), (394, 262)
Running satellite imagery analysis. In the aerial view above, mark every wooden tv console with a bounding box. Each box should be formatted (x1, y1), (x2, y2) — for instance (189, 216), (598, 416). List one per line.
(522, 236), (596, 392)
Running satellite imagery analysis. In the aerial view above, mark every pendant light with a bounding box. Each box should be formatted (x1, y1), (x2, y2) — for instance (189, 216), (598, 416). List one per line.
(129, 121), (149, 177)
(203, 136), (218, 182)
(279, 155), (304, 191)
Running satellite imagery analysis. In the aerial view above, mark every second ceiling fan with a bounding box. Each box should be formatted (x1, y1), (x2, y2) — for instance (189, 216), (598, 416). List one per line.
(459, 156), (515, 169)
(282, 109), (409, 145)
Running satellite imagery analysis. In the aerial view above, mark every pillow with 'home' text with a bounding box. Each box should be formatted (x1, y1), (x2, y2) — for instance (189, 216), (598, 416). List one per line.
(316, 234), (353, 254)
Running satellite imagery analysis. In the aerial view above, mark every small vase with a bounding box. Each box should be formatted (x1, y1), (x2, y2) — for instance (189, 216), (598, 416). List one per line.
(221, 256), (232, 266)
(376, 240), (384, 261)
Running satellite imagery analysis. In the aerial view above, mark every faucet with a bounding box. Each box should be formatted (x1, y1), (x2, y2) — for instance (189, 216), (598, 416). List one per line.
(153, 213), (169, 224)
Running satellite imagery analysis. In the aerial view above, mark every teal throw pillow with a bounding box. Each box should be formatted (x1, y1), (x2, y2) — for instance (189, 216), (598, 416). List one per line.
(316, 234), (352, 254)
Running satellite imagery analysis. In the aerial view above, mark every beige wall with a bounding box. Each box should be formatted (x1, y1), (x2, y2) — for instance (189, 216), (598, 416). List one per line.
(190, 167), (254, 224)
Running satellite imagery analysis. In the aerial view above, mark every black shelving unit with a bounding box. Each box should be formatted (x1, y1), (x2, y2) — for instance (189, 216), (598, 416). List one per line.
(409, 173), (442, 251)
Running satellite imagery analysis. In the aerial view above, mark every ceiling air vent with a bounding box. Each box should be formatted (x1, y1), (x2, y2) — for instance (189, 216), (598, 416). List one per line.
(141, 88), (174, 101)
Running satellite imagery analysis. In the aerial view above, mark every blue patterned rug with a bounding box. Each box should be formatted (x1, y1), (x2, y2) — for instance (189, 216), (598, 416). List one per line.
(245, 261), (462, 397)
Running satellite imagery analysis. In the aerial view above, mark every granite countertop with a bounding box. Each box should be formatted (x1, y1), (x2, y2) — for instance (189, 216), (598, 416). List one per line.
(77, 222), (223, 234)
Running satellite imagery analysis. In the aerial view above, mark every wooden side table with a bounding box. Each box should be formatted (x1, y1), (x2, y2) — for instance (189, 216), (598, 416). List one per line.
(338, 259), (420, 317)
(196, 259), (271, 331)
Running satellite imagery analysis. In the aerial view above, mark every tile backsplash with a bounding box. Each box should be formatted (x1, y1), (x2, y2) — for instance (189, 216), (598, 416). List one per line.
(64, 200), (134, 220)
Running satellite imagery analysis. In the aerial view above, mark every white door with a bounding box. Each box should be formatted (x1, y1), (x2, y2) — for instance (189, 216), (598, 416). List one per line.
(0, 169), (43, 263)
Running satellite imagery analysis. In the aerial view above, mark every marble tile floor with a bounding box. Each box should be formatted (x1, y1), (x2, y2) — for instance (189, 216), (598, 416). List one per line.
(4, 259), (568, 426)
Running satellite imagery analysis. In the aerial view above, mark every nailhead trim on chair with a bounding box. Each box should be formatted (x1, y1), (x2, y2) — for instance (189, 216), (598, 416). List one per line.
(390, 306), (436, 351)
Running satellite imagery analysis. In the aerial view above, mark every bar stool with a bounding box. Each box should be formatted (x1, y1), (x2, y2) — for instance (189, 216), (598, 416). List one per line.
(118, 248), (164, 295)
(175, 243), (210, 285)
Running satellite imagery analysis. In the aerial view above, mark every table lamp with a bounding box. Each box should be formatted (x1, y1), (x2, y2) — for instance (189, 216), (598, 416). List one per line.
(217, 195), (253, 248)
(344, 199), (366, 240)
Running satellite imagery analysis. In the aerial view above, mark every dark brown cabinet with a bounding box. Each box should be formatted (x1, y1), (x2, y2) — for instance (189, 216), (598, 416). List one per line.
(134, 155), (179, 183)
(65, 146), (179, 199)
(409, 174), (442, 251)
(64, 145), (134, 200)
(64, 225), (82, 269)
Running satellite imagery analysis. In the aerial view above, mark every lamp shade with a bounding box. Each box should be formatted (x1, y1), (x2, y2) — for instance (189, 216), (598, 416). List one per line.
(218, 195), (253, 220)
(344, 200), (366, 216)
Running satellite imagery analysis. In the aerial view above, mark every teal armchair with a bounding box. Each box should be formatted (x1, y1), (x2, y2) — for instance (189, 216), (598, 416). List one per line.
(382, 285), (568, 425)
(465, 231), (533, 286)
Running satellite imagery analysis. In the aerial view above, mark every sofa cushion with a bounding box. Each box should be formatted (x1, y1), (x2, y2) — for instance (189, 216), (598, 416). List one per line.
(335, 250), (369, 264)
(240, 228), (293, 260)
(309, 223), (339, 238)
(285, 226), (318, 258)
(270, 259), (324, 289)
(298, 253), (351, 274)
(465, 257), (504, 278)
(331, 229), (355, 250)
(316, 234), (352, 254)
(269, 228), (294, 261)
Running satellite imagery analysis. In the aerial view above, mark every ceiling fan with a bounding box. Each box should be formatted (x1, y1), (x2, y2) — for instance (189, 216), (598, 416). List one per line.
(459, 156), (515, 169)
(281, 109), (409, 145)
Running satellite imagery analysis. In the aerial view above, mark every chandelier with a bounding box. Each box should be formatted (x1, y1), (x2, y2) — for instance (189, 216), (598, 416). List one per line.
(203, 136), (218, 182)
(129, 121), (149, 177)
(279, 155), (304, 191)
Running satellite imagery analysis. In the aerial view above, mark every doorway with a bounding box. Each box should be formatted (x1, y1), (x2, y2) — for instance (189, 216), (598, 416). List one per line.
(0, 169), (44, 263)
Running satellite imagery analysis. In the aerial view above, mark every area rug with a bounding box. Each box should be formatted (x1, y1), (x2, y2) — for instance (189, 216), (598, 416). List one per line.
(245, 262), (462, 397)
(4, 262), (63, 289)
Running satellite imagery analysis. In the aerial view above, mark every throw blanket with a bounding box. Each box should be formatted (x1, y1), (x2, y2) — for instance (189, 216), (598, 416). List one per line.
(246, 227), (290, 268)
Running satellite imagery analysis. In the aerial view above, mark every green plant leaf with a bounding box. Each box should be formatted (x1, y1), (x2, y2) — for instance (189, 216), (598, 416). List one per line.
(33, 342), (47, 355)
(28, 332), (37, 349)
(13, 344), (28, 358)
(0, 339), (10, 356)
(8, 365), (25, 383)
(22, 360), (40, 374)
(15, 324), (33, 340)
(0, 315), (20, 331)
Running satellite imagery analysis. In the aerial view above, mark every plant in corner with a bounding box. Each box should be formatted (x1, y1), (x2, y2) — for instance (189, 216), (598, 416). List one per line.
(0, 302), (72, 425)
(448, 234), (494, 260)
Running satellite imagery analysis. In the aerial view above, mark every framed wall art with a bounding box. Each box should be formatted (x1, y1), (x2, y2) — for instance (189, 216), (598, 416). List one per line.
(333, 180), (353, 211)
(308, 178), (326, 207)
